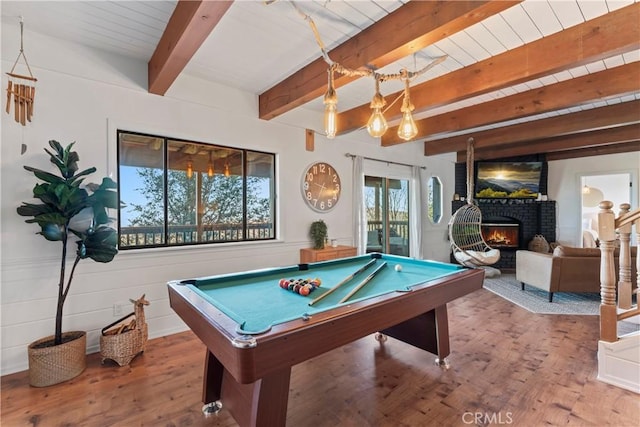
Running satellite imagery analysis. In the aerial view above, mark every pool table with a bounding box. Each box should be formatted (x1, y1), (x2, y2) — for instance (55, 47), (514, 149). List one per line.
(168, 253), (484, 427)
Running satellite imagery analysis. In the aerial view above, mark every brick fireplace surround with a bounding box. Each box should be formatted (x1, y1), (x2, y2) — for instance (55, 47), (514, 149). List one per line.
(451, 159), (556, 271)
(451, 199), (556, 270)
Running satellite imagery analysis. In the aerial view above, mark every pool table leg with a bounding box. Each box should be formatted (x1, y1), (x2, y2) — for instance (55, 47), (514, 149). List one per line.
(434, 305), (450, 369)
(203, 349), (224, 404)
(202, 349), (292, 427)
(379, 305), (451, 368)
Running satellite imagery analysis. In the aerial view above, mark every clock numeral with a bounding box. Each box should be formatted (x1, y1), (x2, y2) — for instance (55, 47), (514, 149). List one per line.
(303, 182), (309, 190)
(319, 163), (326, 173)
(320, 201), (325, 210)
(306, 172), (314, 182)
(327, 200), (332, 208)
(306, 191), (312, 201)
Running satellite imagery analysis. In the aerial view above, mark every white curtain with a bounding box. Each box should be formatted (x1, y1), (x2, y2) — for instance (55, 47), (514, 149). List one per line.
(351, 156), (367, 254)
(409, 166), (426, 259)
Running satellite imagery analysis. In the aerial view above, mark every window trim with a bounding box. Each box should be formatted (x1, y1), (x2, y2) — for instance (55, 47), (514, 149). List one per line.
(116, 129), (277, 250)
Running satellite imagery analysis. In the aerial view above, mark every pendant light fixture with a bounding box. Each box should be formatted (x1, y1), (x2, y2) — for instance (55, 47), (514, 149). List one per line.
(207, 152), (214, 177)
(186, 160), (193, 179)
(366, 77), (388, 138)
(323, 67), (338, 139)
(397, 76), (418, 141)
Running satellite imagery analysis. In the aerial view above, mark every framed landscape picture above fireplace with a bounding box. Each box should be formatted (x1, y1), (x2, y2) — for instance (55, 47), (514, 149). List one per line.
(475, 161), (543, 199)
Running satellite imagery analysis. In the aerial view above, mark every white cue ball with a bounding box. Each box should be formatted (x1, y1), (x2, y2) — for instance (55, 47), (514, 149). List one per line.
(394, 264), (402, 272)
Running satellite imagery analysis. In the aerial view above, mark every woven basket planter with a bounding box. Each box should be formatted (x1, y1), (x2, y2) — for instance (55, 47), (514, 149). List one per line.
(28, 331), (86, 387)
(100, 323), (148, 367)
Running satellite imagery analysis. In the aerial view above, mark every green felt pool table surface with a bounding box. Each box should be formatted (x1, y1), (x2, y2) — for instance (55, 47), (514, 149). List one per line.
(180, 253), (464, 334)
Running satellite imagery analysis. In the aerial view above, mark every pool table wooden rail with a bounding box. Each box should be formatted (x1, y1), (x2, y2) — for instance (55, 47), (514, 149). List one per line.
(168, 265), (484, 427)
(169, 267), (483, 383)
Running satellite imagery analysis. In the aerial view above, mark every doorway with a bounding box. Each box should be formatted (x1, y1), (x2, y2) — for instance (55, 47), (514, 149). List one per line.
(364, 176), (409, 256)
(580, 172), (633, 247)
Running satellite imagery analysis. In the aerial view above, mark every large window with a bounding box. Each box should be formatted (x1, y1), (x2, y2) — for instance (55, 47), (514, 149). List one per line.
(117, 131), (276, 249)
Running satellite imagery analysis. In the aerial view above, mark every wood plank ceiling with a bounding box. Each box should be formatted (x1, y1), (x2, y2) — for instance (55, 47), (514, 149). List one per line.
(3, 0), (638, 161)
(153, 0), (640, 161)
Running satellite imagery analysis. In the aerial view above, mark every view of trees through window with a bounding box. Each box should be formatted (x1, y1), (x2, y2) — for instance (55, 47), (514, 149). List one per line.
(118, 131), (275, 249)
(364, 176), (409, 256)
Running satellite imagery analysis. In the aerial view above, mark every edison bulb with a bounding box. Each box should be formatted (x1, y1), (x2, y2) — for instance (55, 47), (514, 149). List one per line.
(367, 108), (388, 137)
(324, 103), (337, 139)
(397, 110), (418, 141)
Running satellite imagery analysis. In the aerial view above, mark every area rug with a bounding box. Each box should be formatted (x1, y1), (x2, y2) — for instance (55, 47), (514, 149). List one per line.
(483, 274), (600, 315)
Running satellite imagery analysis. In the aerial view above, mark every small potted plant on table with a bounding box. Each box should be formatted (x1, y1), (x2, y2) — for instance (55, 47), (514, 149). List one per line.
(17, 140), (118, 387)
(309, 220), (328, 249)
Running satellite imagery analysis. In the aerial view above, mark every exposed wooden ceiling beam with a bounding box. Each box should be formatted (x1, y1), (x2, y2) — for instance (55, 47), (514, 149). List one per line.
(384, 62), (640, 146)
(425, 100), (640, 156)
(258, 0), (520, 120)
(546, 141), (640, 161)
(459, 124), (640, 161)
(339, 2), (639, 138)
(148, 0), (233, 95)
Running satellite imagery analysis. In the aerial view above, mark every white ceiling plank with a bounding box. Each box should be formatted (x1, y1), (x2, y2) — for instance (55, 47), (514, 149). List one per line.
(622, 50), (640, 63)
(568, 66), (590, 78)
(605, 0), (636, 12)
(520, 0), (563, 36)
(548, 1), (585, 29)
(481, 14), (524, 50)
(584, 60), (607, 74)
(463, 23), (508, 56)
(577, 0), (610, 20)
(499, 4), (542, 44)
(432, 39), (477, 68)
(447, 31), (492, 62)
(551, 70), (574, 82)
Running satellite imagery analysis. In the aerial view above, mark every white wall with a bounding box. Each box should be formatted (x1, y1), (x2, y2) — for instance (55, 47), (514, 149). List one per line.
(0, 19), (455, 375)
(548, 153), (640, 246)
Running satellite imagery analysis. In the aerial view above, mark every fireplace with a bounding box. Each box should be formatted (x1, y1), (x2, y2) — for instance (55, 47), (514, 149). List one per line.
(481, 223), (519, 248)
(451, 198), (556, 270)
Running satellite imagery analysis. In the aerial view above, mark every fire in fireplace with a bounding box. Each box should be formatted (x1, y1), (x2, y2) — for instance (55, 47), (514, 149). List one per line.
(481, 223), (519, 248)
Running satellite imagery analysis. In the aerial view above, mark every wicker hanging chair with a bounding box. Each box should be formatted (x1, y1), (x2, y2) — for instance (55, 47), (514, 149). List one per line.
(448, 138), (500, 267)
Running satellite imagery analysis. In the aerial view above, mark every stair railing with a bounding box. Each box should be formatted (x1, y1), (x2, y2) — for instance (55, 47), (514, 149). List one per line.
(598, 201), (640, 342)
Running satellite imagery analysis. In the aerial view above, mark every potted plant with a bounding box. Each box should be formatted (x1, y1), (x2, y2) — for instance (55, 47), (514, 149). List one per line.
(17, 140), (118, 387)
(309, 219), (328, 249)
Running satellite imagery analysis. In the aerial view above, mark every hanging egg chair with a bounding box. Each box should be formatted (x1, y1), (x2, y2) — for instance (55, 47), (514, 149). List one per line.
(448, 138), (500, 267)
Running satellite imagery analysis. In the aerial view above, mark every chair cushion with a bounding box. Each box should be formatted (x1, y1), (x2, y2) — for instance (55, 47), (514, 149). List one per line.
(455, 248), (501, 266)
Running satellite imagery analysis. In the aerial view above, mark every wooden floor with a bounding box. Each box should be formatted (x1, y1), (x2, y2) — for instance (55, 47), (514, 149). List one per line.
(2, 287), (639, 427)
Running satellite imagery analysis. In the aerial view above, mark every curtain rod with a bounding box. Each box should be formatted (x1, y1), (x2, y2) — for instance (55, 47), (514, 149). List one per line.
(344, 153), (426, 169)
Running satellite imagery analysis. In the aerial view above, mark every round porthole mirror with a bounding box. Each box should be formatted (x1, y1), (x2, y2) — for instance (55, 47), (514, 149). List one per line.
(427, 176), (443, 224)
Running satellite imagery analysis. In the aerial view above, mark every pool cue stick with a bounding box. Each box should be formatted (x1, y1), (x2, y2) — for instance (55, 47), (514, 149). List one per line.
(308, 258), (377, 306)
(339, 262), (388, 304)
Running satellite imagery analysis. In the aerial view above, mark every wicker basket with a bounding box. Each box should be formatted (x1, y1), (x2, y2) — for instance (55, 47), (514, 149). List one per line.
(28, 331), (87, 387)
(100, 314), (148, 367)
(528, 234), (550, 253)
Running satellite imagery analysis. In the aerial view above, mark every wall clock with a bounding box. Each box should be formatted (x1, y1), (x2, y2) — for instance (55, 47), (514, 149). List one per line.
(301, 162), (341, 212)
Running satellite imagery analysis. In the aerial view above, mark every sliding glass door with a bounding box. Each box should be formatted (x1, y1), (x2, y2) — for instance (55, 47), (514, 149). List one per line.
(364, 176), (409, 256)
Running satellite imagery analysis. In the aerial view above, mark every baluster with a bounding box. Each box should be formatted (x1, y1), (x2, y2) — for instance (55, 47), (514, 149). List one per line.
(598, 201), (617, 342)
(634, 219), (640, 298)
(617, 204), (632, 309)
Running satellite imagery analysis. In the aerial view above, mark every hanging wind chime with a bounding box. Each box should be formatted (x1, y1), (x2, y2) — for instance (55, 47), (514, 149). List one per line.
(6, 17), (37, 126)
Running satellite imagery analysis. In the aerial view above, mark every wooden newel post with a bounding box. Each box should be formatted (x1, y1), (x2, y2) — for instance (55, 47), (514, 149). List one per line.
(597, 201), (617, 342)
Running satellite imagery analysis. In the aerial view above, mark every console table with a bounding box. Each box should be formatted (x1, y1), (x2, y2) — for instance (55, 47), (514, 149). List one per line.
(300, 245), (357, 263)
